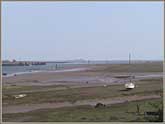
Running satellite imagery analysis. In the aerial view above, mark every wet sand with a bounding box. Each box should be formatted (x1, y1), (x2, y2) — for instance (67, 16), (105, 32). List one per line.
(3, 64), (162, 86)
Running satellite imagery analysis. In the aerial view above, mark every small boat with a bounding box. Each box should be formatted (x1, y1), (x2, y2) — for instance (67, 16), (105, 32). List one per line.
(125, 82), (135, 89)
(124, 53), (135, 90)
(3, 73), (7, 76)
(14, 94), (27, 99)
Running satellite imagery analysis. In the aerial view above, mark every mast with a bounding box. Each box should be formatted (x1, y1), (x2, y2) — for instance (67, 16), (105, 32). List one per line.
(129, 53), (131, 65)
(125, 53), (135, 89)
(129, 53), (131, 82)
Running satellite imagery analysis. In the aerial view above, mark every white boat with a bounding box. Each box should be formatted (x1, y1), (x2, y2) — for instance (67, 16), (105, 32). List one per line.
(125, 82), (135, 89)
(124, 53), (135, 90)
(14, 94), (27, 99)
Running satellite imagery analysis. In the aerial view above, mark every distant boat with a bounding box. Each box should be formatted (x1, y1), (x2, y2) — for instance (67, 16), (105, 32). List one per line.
(3, 73), (7, 76)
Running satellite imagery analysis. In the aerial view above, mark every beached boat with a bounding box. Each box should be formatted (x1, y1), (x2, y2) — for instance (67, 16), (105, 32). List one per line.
(125, 82), (135, 89)
(14, 94), (27, 99)
(124, 53), (135, 90)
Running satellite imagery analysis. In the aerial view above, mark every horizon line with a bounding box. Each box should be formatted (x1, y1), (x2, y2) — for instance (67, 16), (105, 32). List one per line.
(2, 59), (163, 62)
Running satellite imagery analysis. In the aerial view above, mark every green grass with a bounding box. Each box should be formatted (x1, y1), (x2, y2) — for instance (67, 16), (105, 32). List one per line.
(3, 78), (163, 106)
(89, 62), (163, 73)
(2, 85), (68, 94)
(3, 98), (163, 122)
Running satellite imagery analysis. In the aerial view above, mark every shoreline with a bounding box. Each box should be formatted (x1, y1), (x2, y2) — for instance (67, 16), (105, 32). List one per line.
(3, 71), (163, 87)
(2, 67), (90, 78)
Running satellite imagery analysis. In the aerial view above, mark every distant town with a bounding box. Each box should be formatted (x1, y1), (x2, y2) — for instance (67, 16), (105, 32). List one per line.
(2, 59), (87, 66)
(2, 59), (46, 66)
(2, 59), (161, 67)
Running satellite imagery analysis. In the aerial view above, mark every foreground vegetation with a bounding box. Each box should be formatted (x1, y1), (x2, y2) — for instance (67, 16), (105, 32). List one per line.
(3, 98), (163, 122)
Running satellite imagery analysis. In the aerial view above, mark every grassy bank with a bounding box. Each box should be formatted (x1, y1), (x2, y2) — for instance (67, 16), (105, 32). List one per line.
(89, 62), (163, 73)
(3, 98), (163, 122)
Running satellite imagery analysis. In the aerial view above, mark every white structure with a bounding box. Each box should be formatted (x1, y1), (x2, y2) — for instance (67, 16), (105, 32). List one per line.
(124, 53), (135, 90)
(125, 82), (135, 89)
(14, 94), (27, 99)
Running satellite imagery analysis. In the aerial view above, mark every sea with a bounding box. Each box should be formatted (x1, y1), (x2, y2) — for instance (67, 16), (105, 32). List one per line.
(2, 62), (84, 75)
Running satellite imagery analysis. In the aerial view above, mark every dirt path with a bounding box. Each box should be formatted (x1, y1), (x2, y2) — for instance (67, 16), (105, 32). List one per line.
(3, 95), (161, 114)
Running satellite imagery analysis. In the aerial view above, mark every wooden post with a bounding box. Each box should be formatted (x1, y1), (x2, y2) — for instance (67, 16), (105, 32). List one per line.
(136, 104), (140, 114)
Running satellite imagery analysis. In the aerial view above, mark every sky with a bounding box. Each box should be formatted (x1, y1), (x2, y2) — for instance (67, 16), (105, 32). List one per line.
(2, 2), (164, 61)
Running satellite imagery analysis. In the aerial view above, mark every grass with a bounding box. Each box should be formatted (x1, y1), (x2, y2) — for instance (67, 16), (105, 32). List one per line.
(89, 62), (163, 73)
(2, 85), (68, 94)
(3, 78), (163, 106)
(3, 98), (163, 122)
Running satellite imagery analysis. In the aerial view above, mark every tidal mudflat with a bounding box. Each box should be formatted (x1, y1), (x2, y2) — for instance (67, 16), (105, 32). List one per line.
(2, 61), (163, 122)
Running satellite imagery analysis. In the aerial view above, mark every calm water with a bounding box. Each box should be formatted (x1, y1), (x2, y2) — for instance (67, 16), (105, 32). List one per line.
(2, 61), (130, 75)
(2, 63), (83, 75)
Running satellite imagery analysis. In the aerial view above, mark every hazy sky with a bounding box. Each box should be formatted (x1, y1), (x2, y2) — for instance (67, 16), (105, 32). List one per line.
(2, 2), (163, 61)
